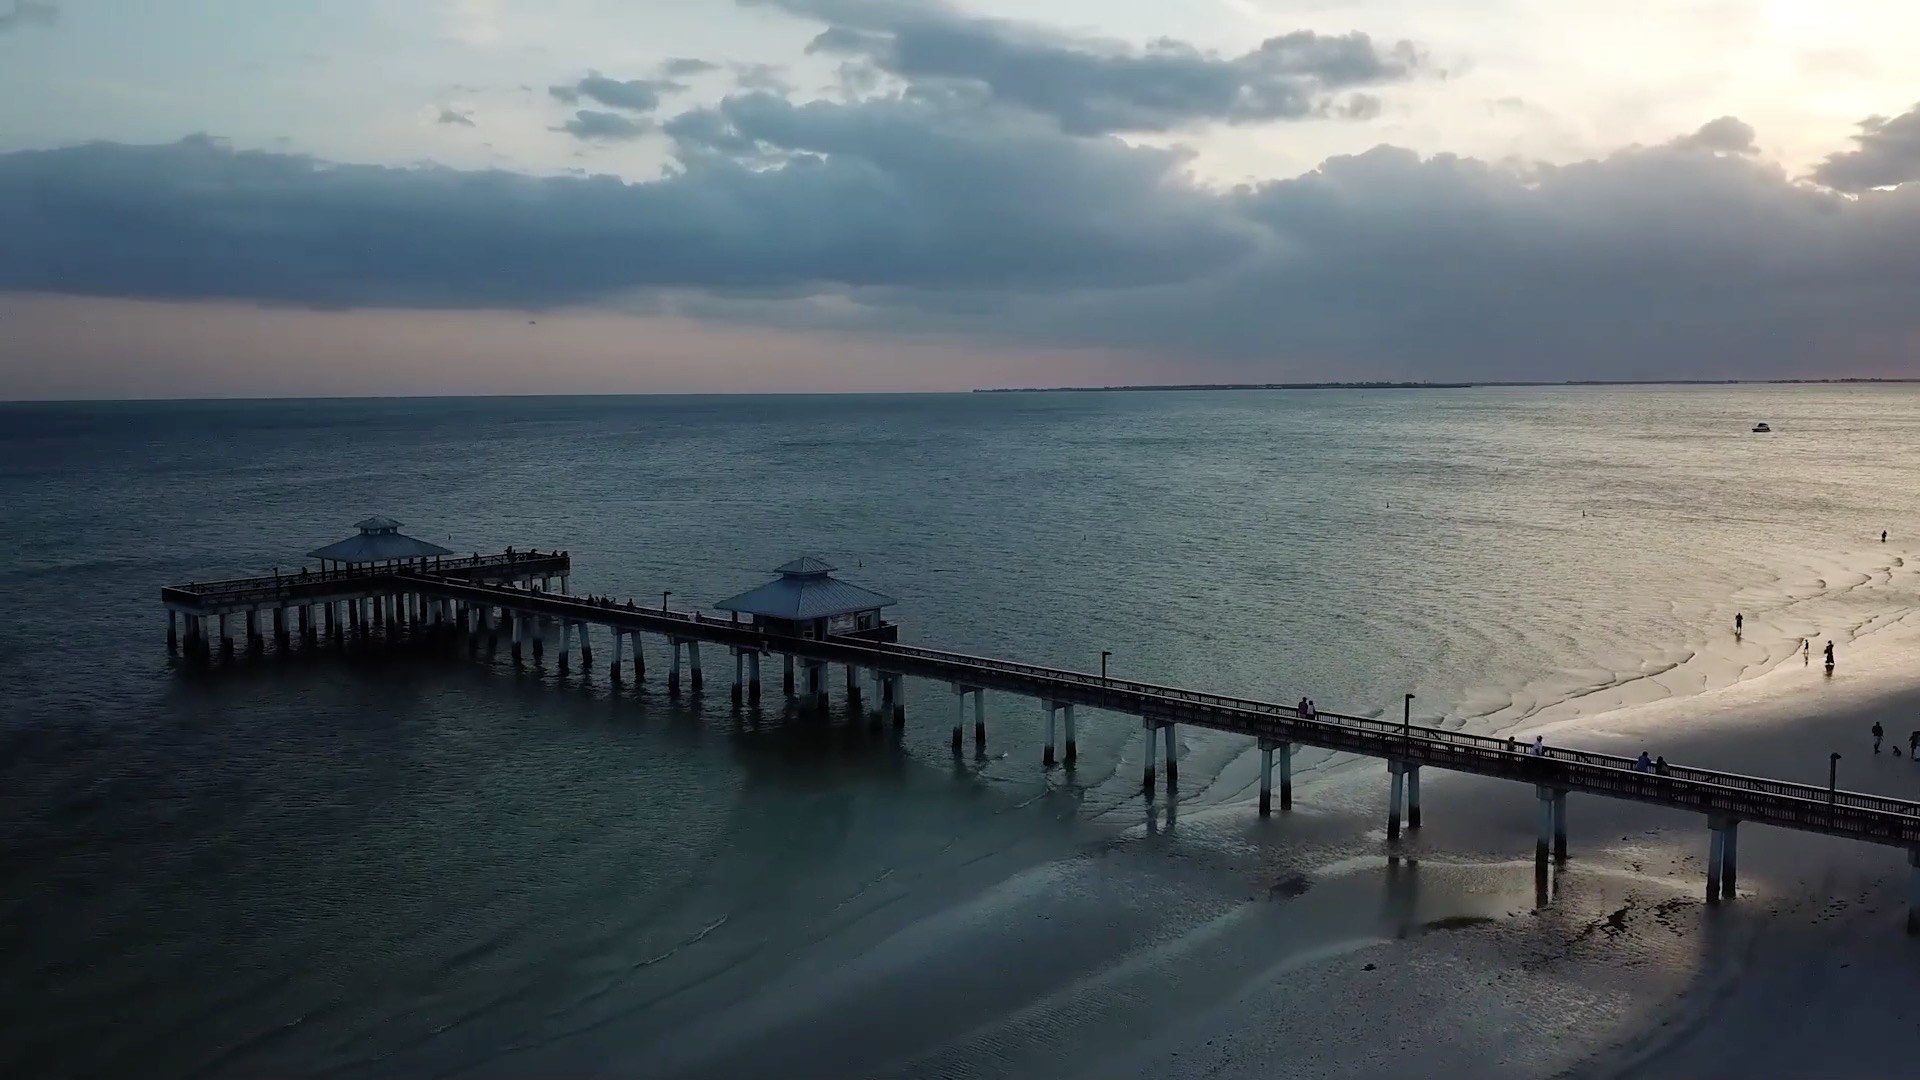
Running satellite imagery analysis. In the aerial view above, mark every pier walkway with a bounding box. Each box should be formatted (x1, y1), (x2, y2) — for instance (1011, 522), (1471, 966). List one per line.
(163, 548), (1920, 929)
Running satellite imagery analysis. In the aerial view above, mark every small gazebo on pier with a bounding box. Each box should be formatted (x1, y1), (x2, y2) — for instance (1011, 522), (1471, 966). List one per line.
(308, 516), (453, 572)
(714, 556), (897, 640)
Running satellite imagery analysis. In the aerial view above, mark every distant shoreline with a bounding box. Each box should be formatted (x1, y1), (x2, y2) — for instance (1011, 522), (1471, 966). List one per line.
(973, 378), (1920, 393)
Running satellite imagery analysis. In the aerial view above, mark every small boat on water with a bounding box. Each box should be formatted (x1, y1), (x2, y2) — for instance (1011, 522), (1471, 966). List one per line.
(1752, 422), (1772, 432)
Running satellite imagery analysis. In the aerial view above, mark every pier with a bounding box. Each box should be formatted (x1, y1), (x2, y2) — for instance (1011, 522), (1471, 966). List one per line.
(162, 521), (1920, 933)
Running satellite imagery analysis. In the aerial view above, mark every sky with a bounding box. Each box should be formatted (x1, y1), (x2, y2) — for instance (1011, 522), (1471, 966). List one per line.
(2, 0), (1919, 398)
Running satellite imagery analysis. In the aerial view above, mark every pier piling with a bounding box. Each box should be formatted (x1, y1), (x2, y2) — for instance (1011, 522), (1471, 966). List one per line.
(748, 650), (761, 703)
(1163, 723), (1178, 790)
(1258, 738), (1275, 816)
(1407, 765), (1422, 829)
(1388, 761), (1405, 840)
(1063, 704), (1077, 764)
(1143, 717), (1158, 796)
(974, 690), (986, 752)
(951, 686), (965, 754)
(1553, 790), (1568, 864)
(668, 640), (681, 695)
(1043, 701), (1057, 767)
(167, 610), (178, 653)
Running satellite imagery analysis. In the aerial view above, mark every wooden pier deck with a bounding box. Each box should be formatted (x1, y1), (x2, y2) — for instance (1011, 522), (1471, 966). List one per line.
(162, 550), (1920, 927)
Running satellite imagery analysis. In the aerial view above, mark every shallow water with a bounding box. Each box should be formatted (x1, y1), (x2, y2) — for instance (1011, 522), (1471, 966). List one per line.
(3, 385), (1918, 1077)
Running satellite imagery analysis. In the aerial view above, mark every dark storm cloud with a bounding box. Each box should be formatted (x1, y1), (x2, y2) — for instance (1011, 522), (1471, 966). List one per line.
(1811, 102), (1920, 192)
(555, 109), (652, 140)
(436, 107), (476, 127)
(755, 0), (1419, 134)
(0, 0), (56, 31)
(5, 96), (1920, 379)
(0, 112), (1245, 307)
(548, 73), (678, 112)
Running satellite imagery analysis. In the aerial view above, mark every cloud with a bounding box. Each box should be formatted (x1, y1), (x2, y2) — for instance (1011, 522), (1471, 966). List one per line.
(1671, 116), (1756, 155)
(0, 0), (56, 31)
(555, 109), (652, 140)
(5, 97), (1920, 381)
(436, 107), (476, 127)
(756, 0), (1420, 134)
(1811, 102), (1920, 193)
(548, 72), (680, 113)
(661, 57), (720, 77)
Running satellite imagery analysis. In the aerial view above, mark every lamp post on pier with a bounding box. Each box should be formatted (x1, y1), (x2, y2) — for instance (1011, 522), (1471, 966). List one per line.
(1829, 751), (1841, 821)
(1101, 650), (1111, 680)
(662, 590), (672, 612)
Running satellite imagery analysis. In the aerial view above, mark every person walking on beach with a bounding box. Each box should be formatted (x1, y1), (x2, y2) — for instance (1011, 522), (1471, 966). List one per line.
(1824, 640), (1835, 669)
(1734, 612), (1743, 634)
(1872, 721), (1884, 754)
(1883, 530), (1888, 543)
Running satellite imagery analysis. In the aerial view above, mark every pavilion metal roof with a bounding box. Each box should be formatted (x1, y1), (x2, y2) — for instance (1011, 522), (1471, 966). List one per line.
(714, 559), (896, 621)
(308, 517), (453, 563)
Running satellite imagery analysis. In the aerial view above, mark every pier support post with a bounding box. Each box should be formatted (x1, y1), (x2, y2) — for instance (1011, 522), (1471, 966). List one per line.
(731, 648), (745, 707)
(1553, 790), (1568, 864)
(579, 624), (592, 667)
(1908, 848), (1920, 935)
(558, 621), (571, 673)
(952, 686), (966, 754)
(510, 612), (523, 665)
(274, 606), (288, 651)
(1163, 723), (1178, 790)
(245, 609), (260, 653)
(324, 601), (336, 641)
(219, 613), (233, 658)
(748, 651), (761, 703)
(668, 640), (682, 696)
(1407, 765), (1422, 829)
(349, 598), (362, 637)
(1043, 701), (1057, 767)
(633, 635), (646, 681)
(1721, 819), (1738, 898)
(1143, 717), (1159, 796)
(1705, 816), (1738, 901)
(167, 610), (178, 653)
(1063, 704), (1077, 764)
(884, 673), (902, 727)
(1536, 786), (1554, 865)
(1387, 761), (1405, 841)
(689, 641), (703, 693)
(847, 664), (862, 705)
(610, 630), (625, 681)
(783, 654), (795, 696)
(1258, 738), (1276, 816)
(974, 690), (986, 752)
(811, 661), (829, 711)
(1279, 741), (1293, 809)
(1706, 822), (1726, 903)
(531, 618), (545, 665)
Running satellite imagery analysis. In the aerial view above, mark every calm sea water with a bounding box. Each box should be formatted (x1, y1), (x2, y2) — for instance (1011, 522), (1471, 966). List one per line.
(3, 386), (1917, 1077)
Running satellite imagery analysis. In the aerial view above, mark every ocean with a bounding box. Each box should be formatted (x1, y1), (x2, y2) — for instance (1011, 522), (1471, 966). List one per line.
(4, 385), (1918, 1078)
